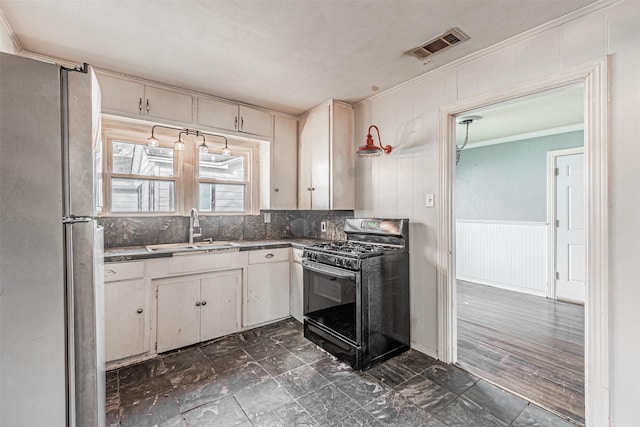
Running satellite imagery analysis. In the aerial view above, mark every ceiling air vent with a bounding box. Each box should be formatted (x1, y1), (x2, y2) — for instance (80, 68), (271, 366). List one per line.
(407, 28), (469, 60)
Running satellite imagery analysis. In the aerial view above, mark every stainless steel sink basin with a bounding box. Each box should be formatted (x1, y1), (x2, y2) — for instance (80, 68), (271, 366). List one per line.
(145, 241), (237, 252)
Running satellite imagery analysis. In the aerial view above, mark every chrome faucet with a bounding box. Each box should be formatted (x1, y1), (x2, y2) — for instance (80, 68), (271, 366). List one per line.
(189, 208), (202, 244)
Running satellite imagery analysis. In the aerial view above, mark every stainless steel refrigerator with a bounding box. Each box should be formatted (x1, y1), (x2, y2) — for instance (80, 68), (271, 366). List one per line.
(0, 53), (105, 427)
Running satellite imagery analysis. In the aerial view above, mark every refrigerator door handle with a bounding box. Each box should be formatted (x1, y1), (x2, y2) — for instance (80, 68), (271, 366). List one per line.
(63, 216), (93, 224)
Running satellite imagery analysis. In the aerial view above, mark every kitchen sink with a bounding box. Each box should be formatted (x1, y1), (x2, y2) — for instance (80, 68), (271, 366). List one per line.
(145, 241), (237, 252)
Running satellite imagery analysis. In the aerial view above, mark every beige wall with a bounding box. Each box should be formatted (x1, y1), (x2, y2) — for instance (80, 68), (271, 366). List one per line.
(0, 13), (17, 54)
(353, 1), (640, 425)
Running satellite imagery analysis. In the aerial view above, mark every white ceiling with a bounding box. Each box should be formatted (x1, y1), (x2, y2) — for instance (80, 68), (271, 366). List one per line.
(1, 0), (597, 115)
(455, 84), (585, 146)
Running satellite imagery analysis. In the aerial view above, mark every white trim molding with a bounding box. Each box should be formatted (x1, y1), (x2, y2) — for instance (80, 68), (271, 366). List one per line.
(438, 58), (609, 426)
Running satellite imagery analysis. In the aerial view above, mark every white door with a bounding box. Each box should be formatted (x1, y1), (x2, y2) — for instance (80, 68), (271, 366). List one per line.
(156, 279), (201, 353)
(555, 153), (585, 303)
(200, 272), (241, 342)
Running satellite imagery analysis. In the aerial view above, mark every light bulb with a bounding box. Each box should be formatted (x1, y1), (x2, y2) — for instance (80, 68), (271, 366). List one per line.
(174, 140), (185, 151)
(199, 142), (208, 154)
(147, 136), (159, 147)
(222, 146), (231, 156)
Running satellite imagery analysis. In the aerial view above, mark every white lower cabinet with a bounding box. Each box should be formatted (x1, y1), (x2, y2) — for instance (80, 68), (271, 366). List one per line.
(156, 270), (241, 353)
(246, 248), (291, 326)
(105, 278), (148, 362)
(290, 248), (304, 322)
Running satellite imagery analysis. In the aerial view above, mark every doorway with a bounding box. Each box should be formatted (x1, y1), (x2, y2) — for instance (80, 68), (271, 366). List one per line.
(437, 59), (609, 427)
(453, 89), (586, 420)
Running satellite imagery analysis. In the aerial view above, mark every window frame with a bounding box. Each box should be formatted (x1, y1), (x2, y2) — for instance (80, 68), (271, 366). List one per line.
(100, 119), (261, 216)
(196, 145), (252, 214)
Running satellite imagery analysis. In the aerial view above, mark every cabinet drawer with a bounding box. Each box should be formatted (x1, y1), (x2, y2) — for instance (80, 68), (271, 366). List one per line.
(291, 248), (304, 263)
(104, 261), (145, 283)
(167, 252), (233, 274)
(248, 248), (290, 264)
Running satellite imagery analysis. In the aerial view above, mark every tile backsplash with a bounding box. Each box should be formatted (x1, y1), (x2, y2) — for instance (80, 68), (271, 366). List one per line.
(98, 210), (354, 248)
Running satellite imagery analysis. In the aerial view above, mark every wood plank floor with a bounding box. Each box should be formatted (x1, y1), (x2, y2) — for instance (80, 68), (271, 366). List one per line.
(457, 280), (585, 425)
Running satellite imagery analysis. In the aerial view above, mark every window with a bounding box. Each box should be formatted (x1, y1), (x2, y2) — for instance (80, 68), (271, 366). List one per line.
(100, 120), (261, 215)
(198, 151), (248, 212)
(109, 141), (176, 213)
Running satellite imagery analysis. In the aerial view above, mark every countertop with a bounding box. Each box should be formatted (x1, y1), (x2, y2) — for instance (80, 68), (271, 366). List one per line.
(104, 238), (325, 263)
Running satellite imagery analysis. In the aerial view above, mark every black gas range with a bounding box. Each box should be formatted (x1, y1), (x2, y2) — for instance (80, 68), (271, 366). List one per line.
(302, 218), (410, 370)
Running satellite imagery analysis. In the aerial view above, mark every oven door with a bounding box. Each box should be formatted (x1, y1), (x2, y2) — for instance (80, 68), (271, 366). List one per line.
(303, 259), (361, 345)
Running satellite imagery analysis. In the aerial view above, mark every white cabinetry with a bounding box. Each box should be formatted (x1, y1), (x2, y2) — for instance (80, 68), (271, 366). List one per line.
(104, 262), (148, 362)
(97, 73), (193, 123)
(246, 248), (290, 326)
(271, 115), (298, 209)
(298, 100), (354, 209)
(290, 248), (304, 322)
(156, 269), (241, 353)
(197, 98), (272, 137)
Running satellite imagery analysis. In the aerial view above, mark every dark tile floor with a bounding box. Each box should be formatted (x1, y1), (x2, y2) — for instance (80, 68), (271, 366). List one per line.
(106, 318), (579, 426)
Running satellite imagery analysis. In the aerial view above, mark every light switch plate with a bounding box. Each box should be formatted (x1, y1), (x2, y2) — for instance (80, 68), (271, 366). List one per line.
(425, 193), (435, 208)
(264, 212), (271, 223)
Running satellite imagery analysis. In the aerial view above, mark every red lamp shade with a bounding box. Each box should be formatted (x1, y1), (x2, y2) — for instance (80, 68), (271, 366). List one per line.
(357, 125), (392, 157)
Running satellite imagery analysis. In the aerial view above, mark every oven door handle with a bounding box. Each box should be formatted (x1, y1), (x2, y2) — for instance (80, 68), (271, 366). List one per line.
(302, 261), (356, 279)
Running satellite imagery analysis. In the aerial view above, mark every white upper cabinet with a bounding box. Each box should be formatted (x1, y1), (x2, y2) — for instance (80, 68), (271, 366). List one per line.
(298, 100), (354, 210)
(144, 86), (193, 123)
(197, 98), (272, 137)
(98, 73), (193, 124)
(98, 75), (145, 116)
(271, 115), (298, 210)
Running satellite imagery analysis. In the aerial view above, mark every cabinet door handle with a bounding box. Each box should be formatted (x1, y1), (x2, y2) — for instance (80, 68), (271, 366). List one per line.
(105, 269), (116, 276)
(310, 187), (315, 191)
(274, 187), (279, 192)
(138, 98), (143, 114)
(136, 308), (143, 314)
(240, 116), (244, 130)
(201, 301), (207, 306)
(307, 187), (312, 191)
(234, 116), (238, 130)
(265, 253), (274, 259)
(145, 99), (150, 114)
(195, 301), (201, 306)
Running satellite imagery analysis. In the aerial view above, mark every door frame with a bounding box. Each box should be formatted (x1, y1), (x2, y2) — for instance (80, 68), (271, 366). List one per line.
(437, 58), (609, 426)
(546, 147), (585, 301)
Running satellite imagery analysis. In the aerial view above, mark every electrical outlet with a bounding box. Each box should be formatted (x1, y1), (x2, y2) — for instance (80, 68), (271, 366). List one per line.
(264, 212), (271, 223)
(321, 221), (327, 232)
(425, 193), (435, 207)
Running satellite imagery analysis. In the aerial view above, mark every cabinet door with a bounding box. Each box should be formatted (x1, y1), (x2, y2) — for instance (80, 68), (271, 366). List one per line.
(105, 279), (147, 362)
(239, 105), (272, 137)
(290, 262), (304, 323)
(145, 86), (193, 123)
(197, 98), (238, 132)
(97, 74), (145, 116)
(247, 261), (291, 326)
(297, 113), (313, 209)
(200, 271), (241, 342)
(271, 116), (297, 210)
(310, 105), (330, 209)
(156, 278), (201, 353)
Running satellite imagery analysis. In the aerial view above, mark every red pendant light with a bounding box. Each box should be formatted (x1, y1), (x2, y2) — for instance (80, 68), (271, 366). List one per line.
(357, 125), (392, 157)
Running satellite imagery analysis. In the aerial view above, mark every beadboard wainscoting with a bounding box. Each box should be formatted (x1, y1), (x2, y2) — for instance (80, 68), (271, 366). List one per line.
(455, 220), (548, 297)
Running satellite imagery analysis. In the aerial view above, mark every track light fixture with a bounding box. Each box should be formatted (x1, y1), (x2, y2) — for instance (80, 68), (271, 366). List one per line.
(147, 125), (230, 156)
